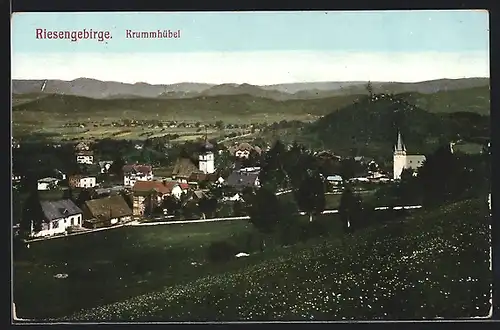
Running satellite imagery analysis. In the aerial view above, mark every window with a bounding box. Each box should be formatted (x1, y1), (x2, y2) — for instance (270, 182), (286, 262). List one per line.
(52, 221), (59, 229)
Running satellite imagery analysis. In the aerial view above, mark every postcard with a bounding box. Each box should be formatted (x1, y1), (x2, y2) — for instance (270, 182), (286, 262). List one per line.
(11, 10), (492, 322)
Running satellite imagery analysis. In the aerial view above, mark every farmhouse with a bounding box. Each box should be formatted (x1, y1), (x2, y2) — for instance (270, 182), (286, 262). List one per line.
(172, 157), (203, 183)
(74, 142), (94, 165)
(81, 195), (133, 229)
(229, 142), (262, 159)
(131, 180), (189, 216)
(393, 131), (426, 180)
(37, 177), (59, 191)
(69, 175), (97, 188)
(123, 164), (153, 187)
(34, 199), (83, 237)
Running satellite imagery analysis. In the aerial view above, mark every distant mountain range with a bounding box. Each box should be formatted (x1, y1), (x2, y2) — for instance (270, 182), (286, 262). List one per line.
(12, 77), (490, 101)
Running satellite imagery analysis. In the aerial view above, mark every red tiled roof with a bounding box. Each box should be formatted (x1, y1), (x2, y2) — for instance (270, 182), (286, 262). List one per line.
(123, 164), (152, 174)
(132, 180), (189, 195)
(132, 181), (171, 194)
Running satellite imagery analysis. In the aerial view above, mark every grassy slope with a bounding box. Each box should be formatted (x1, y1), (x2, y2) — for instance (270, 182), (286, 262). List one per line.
(13, 214), (343, 319)
(52, 198), (491, 321)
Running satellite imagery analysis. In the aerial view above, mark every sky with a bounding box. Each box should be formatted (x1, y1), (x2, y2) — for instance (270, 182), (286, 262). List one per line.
(11, 10), (490, 84)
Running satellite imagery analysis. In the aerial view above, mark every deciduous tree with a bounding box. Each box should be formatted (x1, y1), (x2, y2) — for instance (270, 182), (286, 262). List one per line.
(198, 196), (218, 219)
(339, 186), (363, 233)
(294, 172), (326, 222)
(20, 186), (44, 237)
(247, 188), (282, 251)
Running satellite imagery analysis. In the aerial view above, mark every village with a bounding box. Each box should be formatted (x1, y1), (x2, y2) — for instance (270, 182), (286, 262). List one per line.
(11, 130), (423, 240)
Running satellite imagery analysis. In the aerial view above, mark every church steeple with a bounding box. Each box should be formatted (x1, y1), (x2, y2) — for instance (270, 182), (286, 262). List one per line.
(394, 130), (406, 154)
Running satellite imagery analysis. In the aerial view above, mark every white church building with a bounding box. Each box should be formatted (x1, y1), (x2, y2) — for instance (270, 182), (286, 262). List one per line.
(393, 131), (426, 180)
(199, 139), (215, 174)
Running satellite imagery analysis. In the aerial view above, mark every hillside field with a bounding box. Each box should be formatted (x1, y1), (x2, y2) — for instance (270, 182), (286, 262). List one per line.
(44, 198), (492, 321)
(13, 198), (491, 321)
(13, 214), (344, 319)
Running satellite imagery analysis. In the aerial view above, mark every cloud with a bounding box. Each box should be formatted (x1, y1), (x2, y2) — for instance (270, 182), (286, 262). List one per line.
(11, 50), (489, 84)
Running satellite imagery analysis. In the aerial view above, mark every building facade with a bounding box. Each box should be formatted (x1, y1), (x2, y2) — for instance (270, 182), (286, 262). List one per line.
(123, 164), (154, 187)
(34, 199), (83, 237)
(69, 175), (97, 188)
(393, 131), (426, 180)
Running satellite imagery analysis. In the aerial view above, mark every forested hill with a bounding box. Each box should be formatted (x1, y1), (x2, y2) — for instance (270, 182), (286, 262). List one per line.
(300, 93), (490, 159)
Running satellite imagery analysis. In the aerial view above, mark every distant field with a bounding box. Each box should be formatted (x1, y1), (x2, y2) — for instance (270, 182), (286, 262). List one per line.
(453, 142), (484, 155)
(11, 120), (250, 142)
(12, 86), (489, 141)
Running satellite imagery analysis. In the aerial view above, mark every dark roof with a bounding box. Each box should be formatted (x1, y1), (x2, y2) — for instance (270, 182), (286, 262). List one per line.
(237, 142), (253, 151)
(84, 195), (132, 221)
(76, 150), (94, 156)
(226, 171), (259, 189)
(200, 140), (214, 152)
(188, 172), (218, 182)
(40, 199), (83, 222)
(172, 158), (201, 178)
(75, 142), (90, 151)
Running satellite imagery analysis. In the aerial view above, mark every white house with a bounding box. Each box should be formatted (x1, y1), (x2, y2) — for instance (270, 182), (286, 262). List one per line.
(37, 177), (59, 191)
(326, 175), (343, 185)
(123, 164), (153, 187)
(34, 199), (83, 237)
(393, 131), (426, 180)
(231, 142), (262, 159)
(12, 174), (22, 184)
(69, 175), (97, 188)
(76, 151), (94, 165)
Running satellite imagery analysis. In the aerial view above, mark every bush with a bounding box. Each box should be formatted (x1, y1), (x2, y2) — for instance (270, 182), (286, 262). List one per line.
(207, 241), (237, 263)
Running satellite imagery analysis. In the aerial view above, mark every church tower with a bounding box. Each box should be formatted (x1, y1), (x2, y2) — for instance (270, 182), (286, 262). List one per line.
(198, 134), (215, 174)
(393, 130), (407, 180)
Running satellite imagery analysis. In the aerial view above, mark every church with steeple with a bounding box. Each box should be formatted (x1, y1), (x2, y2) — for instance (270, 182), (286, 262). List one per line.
(198, 136), (215, 174)
(393, 131), (426, 180)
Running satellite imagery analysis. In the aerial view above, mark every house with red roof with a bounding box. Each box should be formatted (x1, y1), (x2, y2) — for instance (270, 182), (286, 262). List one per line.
(123, 164), (153, 187)
(131, 180), (189, 216)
